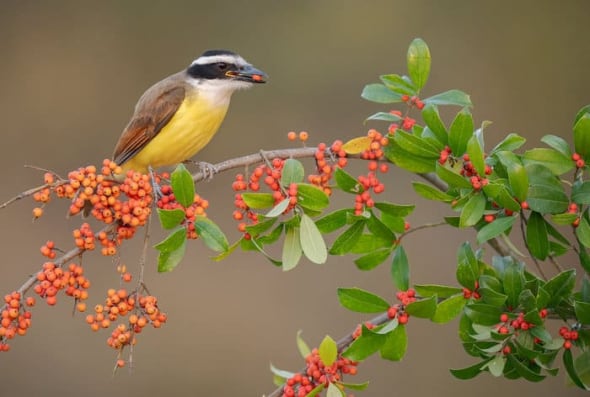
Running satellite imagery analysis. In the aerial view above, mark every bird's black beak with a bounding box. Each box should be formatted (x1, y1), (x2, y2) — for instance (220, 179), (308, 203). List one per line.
(226, 64), (267, 83)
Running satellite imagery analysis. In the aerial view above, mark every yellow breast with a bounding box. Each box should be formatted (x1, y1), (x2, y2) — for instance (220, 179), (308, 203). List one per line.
(122, 94), (230, 174)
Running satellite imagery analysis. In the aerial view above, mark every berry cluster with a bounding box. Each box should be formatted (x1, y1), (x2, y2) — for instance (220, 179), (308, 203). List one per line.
(559, 325), (579, 349)
(33, 262), (90, 308)
(568, 203), (581, 227)
(353, 130), (389, 215)
(352, 321), (376, 339)
(287, 130), (309, 143)
(496, 311), (539, 335)
(156, 184), (209, 239)
(572, 152), (585, 169)
(387, 109), (417, 134)
(462, 281), (480, 300)
(400, 95), (425, 110)
(386, 289), (416, 325)
(308, 140), (347, 195)
(0, 292), (32, 351)
(282, 348), (358, 397)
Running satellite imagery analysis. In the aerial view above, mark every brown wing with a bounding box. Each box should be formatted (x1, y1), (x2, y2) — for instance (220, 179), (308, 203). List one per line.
(113, 81), (186, 166)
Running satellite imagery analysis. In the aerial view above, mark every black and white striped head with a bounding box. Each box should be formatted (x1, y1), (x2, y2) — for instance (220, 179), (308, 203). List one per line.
(187, 50), (267, 90)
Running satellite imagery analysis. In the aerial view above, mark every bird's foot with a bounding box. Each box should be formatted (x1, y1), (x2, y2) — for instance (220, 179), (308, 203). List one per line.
(184, 160), (218, 181)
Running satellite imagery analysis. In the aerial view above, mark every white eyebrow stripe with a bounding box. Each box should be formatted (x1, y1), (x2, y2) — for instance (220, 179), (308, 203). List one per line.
(190, 55), (248, 66)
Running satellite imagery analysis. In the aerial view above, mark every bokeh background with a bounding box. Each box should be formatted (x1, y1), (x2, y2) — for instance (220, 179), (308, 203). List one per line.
(1, 1), (589, 396)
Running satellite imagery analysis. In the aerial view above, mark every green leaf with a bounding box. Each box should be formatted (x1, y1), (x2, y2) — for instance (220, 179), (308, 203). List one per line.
(316, 209), (353, 233)
(296, 330), (311, 359)
(467, 135), (485, 175)
(503, 261), (525, 308)
(319, 335), (338, 367)
(541, 134), (571, 157)
(486, 355), (506, 377)
(576, 214), (590, 248)
(491, 133), (526, 154)
(464, 303), (502, 326)
(575, 300), (590, 325)
(380, 73), (416, 96)
(306, 384), (326, 397)
(526, 164), (569, 214)
(391, 246), (410, 291)
(432, 294), (466, 323)
(544, 269), (576, 307)
(460, 194), (486, 227)
(155, 227), (187, 272)
(476, 216), (516, 244)
(245, 217), (277, 235)
(506, 354), (545, 382)
(361, 83), (403, 103)
(573, 181), (590, 205)
(574, 113), (590, 157)
(574, 351), (590, 388)
(170, 163), (195, 208)
(337, 287), (390, 313)
(494, 151), (528, 202)
(266, 198), (290, 218)
(326, 383), (345, 397)
(423, 89), (472, 107)
(157, 208), (185, 229)
(448, 108), (474, 156)
(414, 284), (463, 298)
(479, 287), (507, 307)
(405, 295), (437, 319)
(194, 216), (228, 252)
(282, 225), (302, 271)
(241, 193), (275, 209)
(296, 184), (330, 212)
(349, 234), (391, 254)
(380, 323), (407, 361)
(330, 220), (365, 255)
(550, 212), (579, 225)
(406, 38), (430, 90)
(421, 104), (448, 144)
(374, 202), (415, 217)
(436, 162), (472, 189)
(299, 214), (327, 264)
(450, 358), (493, 380)
(456, 242), (479, 289)
(523, 148), (574, 175)
(338, 381), (370, 391)
(394, 131), (441, 158)
(280, 158), (304, 187)
(270, 363), (296, 384)
(412, 181), (453, 202)
(334, 168), (362, 193)
(564, 348), (590, 390)
(342, 325), (387, 361)
(526, 211), (549, 260)
(483, 181), (522, 212)
(385, 139), (436, 173)
(366, 111), (404, 122)
(354, 248), (392, 271)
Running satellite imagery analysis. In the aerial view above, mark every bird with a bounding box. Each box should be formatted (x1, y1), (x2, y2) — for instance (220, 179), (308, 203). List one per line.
(112, 49), (267, 176)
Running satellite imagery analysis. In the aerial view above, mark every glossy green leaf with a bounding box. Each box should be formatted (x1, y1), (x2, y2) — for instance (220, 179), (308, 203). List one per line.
(503, 261), (525, 308)
(374, 202), (415, 217)
(544, 269), (576, 307)
(385, 139), (436, 173)
(406, 38), (430, 90)
(193, 216), (228, 252)
(296, 184), (330, 212)
(526, 164), (569, 214)
(338, 381), (370, 391)
(405, 295), (437, 319)
(432, 294), (466, 323)
(241, 193), (275, 209)
(486, 355), (506, 377)
(394, 131), (440, 158)
(157, 208), (185, 229)
(464, 303), (502, 326)
(564, 348), (590, 390)
(448, 108), (474, 156)
(573, 181), (590, 205)
(299, 214), (327, 264)
(414, 284), (463, 298)
(361, 83), (403, 103)
(244, 217), (276, 236)
(450, 358), (493, 380)
(412, 181), (454, 202)
(266, 199), (290, 218)
(494, 151), (528, 202)
(330, 220), (364, 255)
(337, 287), (390, 313)
(170, 163), (195, 208)
(479, 287), (507, 307)
(436, 163), (472, 189)
(155, 227), (187, 272)
(354, 248), (392, 271)
(269, 363), (296, 384)
(523, 148), (574, 175)
(380, 73), (417, 95)
(282, 226), (302, 271)
(421, 104), (448, 144)
(526, 211), (549, 260)
(306, 384), (326, 397)
(316, 209), (353, 233)
(280, 158), (304, 186)
(506, 354), (545, 382)
(326, 383), (344, 397)
(574, 113), (590, 157)
(350, 234), (392, 254)
(575, 300), (590, 325)
(319, 335), (338, 367)
(342, 325), (387, 361)
(334, 168), (362, 193)
(550, 212), (579, 225)
(296, 330), (311, 359)
(380, 323), (407, 361)
(460, 194), (486, 227)
(491, 133), (526, 154)
(423, 89), (472, 107)
(466, 135), (485, 175)
(541, 134), (571, 157)
(391, 246), (410, 291)
(482, 182), (522, 212)
(577, 214), (590, 249)
(456, 242), (479, 289)
(476, 216), (516, 244)
(366, 111), (404, 122)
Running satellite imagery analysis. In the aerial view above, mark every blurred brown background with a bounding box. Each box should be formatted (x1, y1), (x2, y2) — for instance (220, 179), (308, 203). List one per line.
(1, 1), (589, 396)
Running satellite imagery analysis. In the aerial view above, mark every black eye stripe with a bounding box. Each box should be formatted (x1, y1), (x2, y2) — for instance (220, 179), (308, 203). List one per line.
(187, 62), (237, 79)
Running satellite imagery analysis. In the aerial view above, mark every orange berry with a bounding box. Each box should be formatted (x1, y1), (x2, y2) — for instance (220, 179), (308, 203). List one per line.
(287, 131), (297, 141)
(299, 131), (309, 142)
(32, 207), (44, 218)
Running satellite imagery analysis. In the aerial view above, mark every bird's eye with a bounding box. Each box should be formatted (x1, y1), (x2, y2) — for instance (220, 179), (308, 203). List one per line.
(217, 63), (228, 70)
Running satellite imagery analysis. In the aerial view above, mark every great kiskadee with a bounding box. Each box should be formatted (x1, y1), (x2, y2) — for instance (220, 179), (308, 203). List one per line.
(112, 50), (267, 175)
